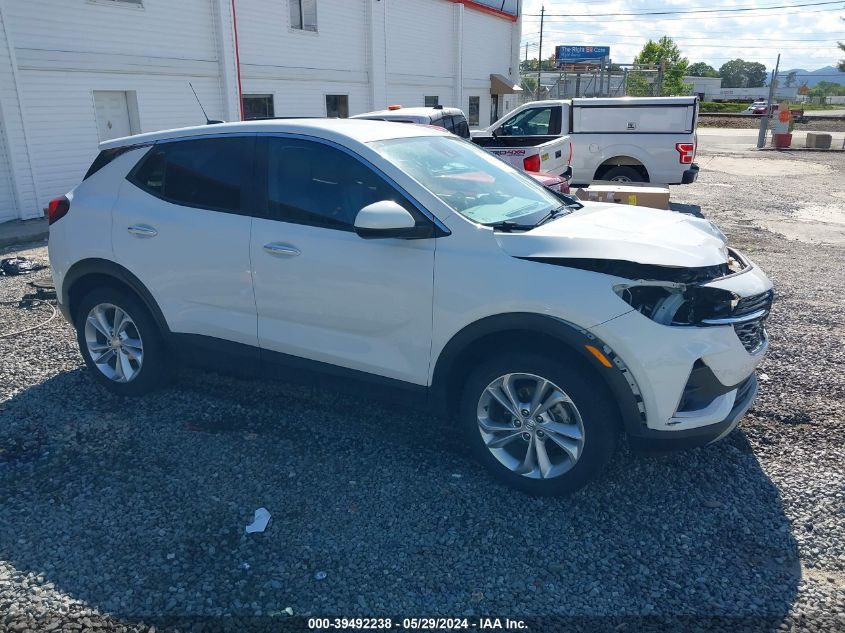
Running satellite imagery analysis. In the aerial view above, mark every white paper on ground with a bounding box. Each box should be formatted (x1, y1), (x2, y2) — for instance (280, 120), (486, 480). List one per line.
(245, 507), (271, 533)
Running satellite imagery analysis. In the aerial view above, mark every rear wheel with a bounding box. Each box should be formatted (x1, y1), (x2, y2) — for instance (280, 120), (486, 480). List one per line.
(460, 352), (618, 495)
(75, 287), (170, 396)
(601, 165), (646, 183)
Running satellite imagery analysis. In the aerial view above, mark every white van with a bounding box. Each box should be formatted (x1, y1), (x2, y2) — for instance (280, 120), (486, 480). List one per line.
(473, 97), (700, 185)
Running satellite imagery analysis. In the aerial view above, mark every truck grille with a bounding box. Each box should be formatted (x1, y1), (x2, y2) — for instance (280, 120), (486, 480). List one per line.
(733, 290), (773, 353)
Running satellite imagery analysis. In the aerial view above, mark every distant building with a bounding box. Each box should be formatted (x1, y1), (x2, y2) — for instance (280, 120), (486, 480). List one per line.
(0, 0), (522, 222)
(683, 76), (722, 102)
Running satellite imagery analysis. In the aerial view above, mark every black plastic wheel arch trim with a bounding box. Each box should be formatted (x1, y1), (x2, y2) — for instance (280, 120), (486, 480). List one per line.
(429, 312), (646, 433)
(61, 258), (171, 336)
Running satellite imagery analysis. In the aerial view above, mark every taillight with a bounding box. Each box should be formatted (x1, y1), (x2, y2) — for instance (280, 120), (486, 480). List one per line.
(46, 196), (70, 225)
(676, 143), (695, 165)
(523, 154), (541, 172)
(568, 142), (573, 165)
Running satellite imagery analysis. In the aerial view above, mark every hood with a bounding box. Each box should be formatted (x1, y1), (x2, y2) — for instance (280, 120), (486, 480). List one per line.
(494, 202), (729, 268)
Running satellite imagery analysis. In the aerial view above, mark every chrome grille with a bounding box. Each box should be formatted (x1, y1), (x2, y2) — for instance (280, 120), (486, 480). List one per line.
(733, 290), (773, 353)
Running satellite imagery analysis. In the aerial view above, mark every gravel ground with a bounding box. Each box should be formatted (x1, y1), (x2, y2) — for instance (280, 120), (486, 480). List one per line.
(698, 115), (845, 132)
(1, 150), (844, 632)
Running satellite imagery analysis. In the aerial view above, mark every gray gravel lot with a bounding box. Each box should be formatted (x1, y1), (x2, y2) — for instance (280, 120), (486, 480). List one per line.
(1, 149), (844, 632)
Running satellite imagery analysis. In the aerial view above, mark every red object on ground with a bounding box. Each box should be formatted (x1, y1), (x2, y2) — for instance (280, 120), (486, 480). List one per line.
(773, 133), (792, 148)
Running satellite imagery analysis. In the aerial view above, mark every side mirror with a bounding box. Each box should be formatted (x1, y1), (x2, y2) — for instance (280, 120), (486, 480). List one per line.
(353, 200), (432, 240)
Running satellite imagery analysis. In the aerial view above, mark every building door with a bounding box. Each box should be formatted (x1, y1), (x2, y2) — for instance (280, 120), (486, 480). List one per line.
(490, 94), (499, 125)
(94, 91), (133, 142)
(0, 122), (15, 222)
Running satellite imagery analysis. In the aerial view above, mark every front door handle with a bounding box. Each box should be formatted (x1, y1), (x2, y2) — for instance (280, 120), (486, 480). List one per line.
(263, 242), (300, 257)
(127, 224), (158, 238)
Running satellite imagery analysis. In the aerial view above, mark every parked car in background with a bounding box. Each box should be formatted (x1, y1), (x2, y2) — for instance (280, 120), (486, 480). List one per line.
(745, 102), (779, 115)
(354, 105), (571, 193)
(472, 96), (700, 185)
(48, 118), (773, 495)
(528, 171), (570, 194)
(351, 105), (470, 138)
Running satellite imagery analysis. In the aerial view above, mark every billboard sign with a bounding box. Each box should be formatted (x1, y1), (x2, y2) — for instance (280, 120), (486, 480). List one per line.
(555, 45), (610, 65)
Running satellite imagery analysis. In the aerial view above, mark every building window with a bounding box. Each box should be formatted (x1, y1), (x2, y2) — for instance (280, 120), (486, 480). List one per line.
(290, 0), (317, 32)
(424, 96), (439, 107)
(326, 95), (349, 118)
(242, 94), (274, 120)
(468, 96), (480, 126)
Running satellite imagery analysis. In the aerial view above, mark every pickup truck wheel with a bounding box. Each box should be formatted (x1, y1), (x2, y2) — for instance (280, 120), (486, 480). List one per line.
(460, 352), (618, 496)
(601, 166), (645, 183)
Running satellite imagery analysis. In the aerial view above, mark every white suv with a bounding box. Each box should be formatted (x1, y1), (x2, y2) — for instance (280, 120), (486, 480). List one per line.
(48, 119), (773, 495)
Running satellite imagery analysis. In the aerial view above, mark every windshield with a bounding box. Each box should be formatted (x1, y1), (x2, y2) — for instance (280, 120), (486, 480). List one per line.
(369, 136), (564, 226)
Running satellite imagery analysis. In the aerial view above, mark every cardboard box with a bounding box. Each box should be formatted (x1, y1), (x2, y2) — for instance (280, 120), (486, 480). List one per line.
(575, 181), (670, 210)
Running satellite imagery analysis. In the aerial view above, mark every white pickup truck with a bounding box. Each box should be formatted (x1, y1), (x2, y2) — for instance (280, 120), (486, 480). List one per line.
(472, 96), (700, 185)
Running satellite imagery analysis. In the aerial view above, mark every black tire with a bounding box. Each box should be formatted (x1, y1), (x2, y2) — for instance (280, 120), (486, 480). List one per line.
(75, 286), (171, 396)
(459, 352), (619, 496)
(600, 165), (646, 183)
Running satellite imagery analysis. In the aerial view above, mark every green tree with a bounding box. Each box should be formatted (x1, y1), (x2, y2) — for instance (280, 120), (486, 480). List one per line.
(808, 81), (845, 98)
(520, 75), (538, 94)
(633, 36), (689, 95)
(784, 71), (797, 88)
(838, 18), (845, 72)
(718, 59), (767, 88)
(687, 62), (719, 78)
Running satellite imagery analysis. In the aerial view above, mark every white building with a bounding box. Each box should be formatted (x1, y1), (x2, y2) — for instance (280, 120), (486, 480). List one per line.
(0, 0), (522, 223)
(683, 76), (721, 102)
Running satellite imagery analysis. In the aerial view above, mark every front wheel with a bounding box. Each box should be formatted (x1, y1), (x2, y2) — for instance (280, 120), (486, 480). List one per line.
(460, 353), (619, 495)
(75, 287), (170, 396)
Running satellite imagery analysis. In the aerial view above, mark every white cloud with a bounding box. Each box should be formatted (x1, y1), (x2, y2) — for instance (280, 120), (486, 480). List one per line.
(520, 0), (845, 73)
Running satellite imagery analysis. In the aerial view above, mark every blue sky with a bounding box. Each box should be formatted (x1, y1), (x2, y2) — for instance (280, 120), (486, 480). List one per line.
(520, 0), (845, 76)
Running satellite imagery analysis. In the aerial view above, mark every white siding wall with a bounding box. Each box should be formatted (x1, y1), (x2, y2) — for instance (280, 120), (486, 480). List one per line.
(0, 2), (37, 220)
(0, 0), (520, 221)
(0, 114), (16, 223)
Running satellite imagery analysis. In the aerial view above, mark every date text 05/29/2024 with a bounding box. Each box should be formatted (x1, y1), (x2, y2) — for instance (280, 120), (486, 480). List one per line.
(307, 617), (528, 630)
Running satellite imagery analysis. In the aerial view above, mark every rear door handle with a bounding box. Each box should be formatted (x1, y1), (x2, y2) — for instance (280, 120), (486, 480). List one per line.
(127, 224), (158, 238)
(263, 242), (300, 257)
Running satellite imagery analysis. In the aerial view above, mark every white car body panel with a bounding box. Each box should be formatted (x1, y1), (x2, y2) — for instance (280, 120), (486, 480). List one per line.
(110, 154), (258, 347)
(250, 217), (435, 385)
(493, 201), (729, 268)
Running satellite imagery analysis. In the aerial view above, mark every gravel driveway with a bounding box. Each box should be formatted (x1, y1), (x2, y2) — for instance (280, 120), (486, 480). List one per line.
(1, 149), (844, 632)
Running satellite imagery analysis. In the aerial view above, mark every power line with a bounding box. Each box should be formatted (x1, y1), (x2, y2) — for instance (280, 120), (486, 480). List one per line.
(521, 6), (844, 21)
(520, 32), (841, 42)
(523, 0), (843, 17)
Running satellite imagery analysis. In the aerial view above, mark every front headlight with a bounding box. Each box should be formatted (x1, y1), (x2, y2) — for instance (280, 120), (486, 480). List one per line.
(614, 282), (737, 326)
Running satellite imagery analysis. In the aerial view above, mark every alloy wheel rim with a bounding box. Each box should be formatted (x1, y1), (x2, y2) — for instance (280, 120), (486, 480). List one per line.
(84, 303), (144, 383)
(610, 175), (632, 182)
(476, 373), (585, 480)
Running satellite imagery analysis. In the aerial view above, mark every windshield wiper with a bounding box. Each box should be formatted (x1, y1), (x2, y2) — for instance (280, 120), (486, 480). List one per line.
(486, 220), (535, 232)
(533, 203), (577, 227)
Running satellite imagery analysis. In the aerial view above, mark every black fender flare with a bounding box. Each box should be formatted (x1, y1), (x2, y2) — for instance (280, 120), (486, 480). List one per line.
(429, 312), (645, 435)
(61, 258), (171, 335)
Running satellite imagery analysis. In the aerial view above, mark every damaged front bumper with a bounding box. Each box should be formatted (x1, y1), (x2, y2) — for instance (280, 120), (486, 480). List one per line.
(588, 255), (772, 448)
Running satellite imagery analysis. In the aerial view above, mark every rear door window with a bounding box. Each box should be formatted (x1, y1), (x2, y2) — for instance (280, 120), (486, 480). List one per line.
(129, 136), (253, 214)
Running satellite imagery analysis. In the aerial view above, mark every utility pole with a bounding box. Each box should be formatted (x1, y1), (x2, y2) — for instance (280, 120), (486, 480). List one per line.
(656, 59), (665, 97)
(536, 5), (544, 101)
(757, 53), (781, 149)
